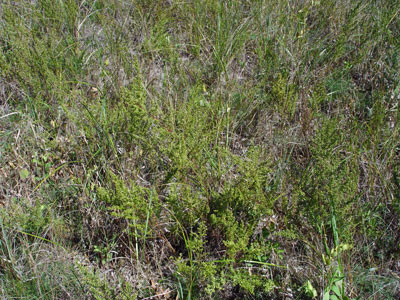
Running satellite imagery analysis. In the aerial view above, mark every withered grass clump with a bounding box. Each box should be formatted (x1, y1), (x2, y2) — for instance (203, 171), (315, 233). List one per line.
(1, 0), (399, 299)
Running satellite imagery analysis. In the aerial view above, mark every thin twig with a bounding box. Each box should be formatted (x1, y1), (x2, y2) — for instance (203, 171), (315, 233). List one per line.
(142, 289), (174, 300)
(0, 112), (20, 119)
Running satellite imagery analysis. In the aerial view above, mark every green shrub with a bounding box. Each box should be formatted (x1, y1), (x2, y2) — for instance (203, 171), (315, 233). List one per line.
(97, 173), (160, 240)
(296, 118), (359, 242)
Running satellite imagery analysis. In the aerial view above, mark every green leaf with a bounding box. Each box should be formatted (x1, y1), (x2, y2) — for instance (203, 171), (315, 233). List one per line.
(330, 295), (339, 300)
(305, 280), (318, 298)
(331, 284), (341, 297)
(19, 168), (30, 180)
(323, 291), (331, 300)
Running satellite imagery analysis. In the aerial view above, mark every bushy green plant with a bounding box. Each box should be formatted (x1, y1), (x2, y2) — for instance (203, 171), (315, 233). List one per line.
(270, 72), (298, 119)
(97, 173), (160, 240)
(296, 119), (359, 242)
